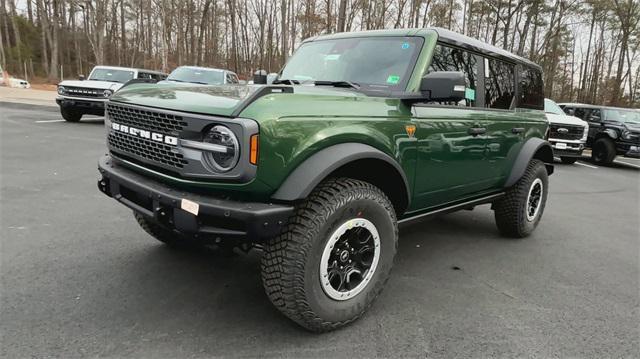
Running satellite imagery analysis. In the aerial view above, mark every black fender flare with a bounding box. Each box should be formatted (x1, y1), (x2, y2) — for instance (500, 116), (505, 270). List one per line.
(271, 143), (410, 204)
(504, 138), (554, 188)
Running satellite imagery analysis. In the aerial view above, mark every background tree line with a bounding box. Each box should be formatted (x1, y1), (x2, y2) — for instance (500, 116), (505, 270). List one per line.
(1, 0), (639, 106)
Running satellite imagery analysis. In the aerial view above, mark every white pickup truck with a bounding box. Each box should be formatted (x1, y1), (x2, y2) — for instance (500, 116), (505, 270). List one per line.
(56, 66), (166, 122)
(544, 98), (589, 164)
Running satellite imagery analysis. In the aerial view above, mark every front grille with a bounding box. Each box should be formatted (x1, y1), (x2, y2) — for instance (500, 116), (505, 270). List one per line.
(64, 86), (103, 98)
(108, 131), (188, 169)
(549, 124), (584, 140)
(107, 103), (187, 133)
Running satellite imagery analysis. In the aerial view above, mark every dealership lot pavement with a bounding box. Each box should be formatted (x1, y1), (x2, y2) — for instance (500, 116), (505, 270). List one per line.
(1, 103), (639, 358)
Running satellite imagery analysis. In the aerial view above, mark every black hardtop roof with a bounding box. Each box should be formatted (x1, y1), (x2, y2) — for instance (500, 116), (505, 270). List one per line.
(431, 28), (541, 71)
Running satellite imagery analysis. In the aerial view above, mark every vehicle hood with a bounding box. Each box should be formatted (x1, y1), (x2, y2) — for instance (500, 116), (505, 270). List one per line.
(545, 113), (588, 127)
(59, 80), (123, 90)
(109, 84), (373, 118)
(623, 122), (640, 132)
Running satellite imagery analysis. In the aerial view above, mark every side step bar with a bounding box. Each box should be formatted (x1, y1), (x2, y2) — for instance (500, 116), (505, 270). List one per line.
(398, 192), (505, 225)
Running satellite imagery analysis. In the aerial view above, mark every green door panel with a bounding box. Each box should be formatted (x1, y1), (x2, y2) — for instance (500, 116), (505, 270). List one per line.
(410, 106), (495, 209)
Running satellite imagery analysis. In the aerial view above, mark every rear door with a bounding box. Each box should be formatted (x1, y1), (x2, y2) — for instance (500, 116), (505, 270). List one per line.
(482, 59), (532, 185)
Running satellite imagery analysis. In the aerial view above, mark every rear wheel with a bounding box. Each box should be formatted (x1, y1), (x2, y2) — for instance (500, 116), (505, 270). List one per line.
(560, 156), (578, 164)
(493, 159), (548, 238)
(261, 178), (398, 332)
(591, 138), (616, 165)
(60, 107), (82, 122)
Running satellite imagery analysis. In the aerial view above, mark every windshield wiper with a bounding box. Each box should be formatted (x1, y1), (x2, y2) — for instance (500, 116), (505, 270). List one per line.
(167, 78), (186, 82)
(272, 79), (300, 85)
(314, 80), (360, 90)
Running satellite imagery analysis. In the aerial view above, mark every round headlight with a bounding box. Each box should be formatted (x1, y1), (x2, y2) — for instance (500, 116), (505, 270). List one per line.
(103, 89), (113, 98)
(203, 125), (239, 172)
(57, 86), (65, 95)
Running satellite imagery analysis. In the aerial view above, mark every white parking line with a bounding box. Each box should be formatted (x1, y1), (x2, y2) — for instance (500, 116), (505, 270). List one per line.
(35, 119), (65, 123)
(615, 160), (640, 169)
(576, 161), (598, 169)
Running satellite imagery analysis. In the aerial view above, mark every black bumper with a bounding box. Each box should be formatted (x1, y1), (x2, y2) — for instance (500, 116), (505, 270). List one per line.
(56, 98), (105, 115)
(616, 142), (640, 158)
(97, 155), (293, 242)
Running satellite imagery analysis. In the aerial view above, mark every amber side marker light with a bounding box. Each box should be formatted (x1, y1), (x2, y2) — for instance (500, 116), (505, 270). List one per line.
(250, 134), (259, 165)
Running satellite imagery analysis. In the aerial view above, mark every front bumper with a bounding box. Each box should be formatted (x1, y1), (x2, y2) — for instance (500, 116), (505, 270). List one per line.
(549, 140), (585, 158)
(56, 96), (106, 115)
(616, 142), (640, 158)
(97, 155), (293, 242)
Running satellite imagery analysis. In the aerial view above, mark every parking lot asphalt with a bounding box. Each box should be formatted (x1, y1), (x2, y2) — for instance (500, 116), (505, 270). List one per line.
(1, 103), (639, 358)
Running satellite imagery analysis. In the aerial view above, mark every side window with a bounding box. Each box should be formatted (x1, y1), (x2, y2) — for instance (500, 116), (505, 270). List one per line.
(574, 107), (587, 120)
(428, 44), (478, 107)
(518, 67), (543, 110)
(137, 72), (152, 79)
(589, 109), (602, 122)
(231, 74), (239, 84)
(485, 58), (515, 110)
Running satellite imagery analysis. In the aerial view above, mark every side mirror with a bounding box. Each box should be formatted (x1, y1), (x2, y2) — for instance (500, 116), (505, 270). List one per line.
(419, 71), (466, 102)
(253, 70), (267, 85)
(565, 108), (575, 116)
(78, 74), (85, 81)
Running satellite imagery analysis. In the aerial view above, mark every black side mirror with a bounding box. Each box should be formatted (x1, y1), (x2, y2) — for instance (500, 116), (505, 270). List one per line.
(253, 70), (267, 85)
(78, 74), (85, 81)
(419, 71), (466, 102)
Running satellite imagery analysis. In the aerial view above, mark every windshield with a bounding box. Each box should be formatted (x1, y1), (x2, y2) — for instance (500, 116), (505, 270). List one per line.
(544, 99), (565, 115)
(280, 36), (424, 89)
(89, 68), (135, 83)
(604, 108), (640, 124)
(167, 67), (225, 85)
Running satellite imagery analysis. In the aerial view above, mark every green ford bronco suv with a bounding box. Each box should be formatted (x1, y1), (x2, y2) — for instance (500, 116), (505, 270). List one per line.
(98, 28), (553, 331)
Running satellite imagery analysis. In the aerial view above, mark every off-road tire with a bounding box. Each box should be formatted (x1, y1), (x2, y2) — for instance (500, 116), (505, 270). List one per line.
(134, 212), (197, 248)
(493, 159), (548, 238)
(591, 138), (616, 165)
(261, 178), (398, 332)
(560, 156), (578, 164)
(60, 107), (82, 122)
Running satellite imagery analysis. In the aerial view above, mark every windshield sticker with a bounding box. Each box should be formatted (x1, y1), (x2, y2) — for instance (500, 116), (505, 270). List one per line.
(401, 42), (410, 50)
(465, 88), (476, 101)
(386, 75), (400, 84)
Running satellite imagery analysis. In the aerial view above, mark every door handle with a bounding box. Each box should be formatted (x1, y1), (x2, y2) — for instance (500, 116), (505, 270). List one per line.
(511, 127), (525, 134)
(468, 127), (486, 136)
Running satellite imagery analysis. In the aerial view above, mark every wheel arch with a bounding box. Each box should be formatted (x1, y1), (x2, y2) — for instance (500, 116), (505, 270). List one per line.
(271, 143), (411, 215)
(504, 138), (554, 188)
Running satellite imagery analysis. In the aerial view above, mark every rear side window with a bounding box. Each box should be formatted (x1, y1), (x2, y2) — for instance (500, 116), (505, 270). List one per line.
(519, 67), (543, 110)
(574, 108), (587, 120)
(428, 44), (478, 106)
(485, 59), (515, 109)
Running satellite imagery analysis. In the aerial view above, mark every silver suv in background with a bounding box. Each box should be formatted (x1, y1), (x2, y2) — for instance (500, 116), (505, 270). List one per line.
(544, 98), (589, 164)
(160, 66), (239, 85)
(56, 66), (167, 122)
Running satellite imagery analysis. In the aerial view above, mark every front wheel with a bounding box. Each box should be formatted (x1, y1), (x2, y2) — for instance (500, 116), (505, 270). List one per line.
(560, 156), (578, 164)
(591, 138), (616, 165)
(60, 107), (82, 122)
(493, 159), (548, 238)
(261, 178), (398, 332)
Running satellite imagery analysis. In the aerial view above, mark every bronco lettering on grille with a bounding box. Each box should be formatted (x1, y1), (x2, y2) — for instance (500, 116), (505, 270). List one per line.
(111, 122), (178, 145)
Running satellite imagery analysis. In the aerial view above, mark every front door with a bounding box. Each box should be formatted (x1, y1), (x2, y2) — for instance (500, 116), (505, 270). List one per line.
(410, 106), (491, 209)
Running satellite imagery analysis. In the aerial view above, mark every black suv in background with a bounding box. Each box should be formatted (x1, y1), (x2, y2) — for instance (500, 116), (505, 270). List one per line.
(559, 103), (640, 165)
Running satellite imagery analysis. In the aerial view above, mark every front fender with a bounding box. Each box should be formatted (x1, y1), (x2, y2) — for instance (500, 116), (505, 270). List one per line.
(271, 142), (410, 203)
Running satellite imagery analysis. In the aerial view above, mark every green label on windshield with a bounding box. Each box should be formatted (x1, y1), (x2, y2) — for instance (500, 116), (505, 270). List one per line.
(386, 75), (400, 84)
